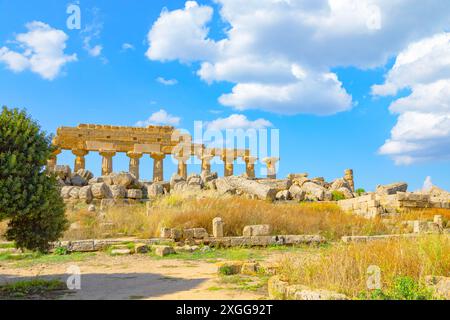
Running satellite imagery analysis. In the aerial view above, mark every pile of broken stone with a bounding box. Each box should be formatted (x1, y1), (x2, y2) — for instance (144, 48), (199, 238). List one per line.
(51, 165), (356, 204)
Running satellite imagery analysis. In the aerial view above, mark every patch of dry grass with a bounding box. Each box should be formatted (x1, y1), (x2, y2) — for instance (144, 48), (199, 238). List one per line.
(396, 208), (450, 226)
(0, 220), (7, 240)
(63, 196), (392, 240)
(276, 235), (450, 298)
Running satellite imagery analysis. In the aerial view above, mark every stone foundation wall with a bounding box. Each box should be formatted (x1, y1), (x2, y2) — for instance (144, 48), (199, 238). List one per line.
(338, 192), (450, 218)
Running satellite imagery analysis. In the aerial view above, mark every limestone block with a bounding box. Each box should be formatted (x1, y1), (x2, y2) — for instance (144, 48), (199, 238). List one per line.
(289, 185), (306, 201)
(193, 228), (208, 239)
(330, 178), (351, 191)
(91, 182), (111, 199)
(337, 187), (354, 199)
(257, 179), (292, 192)
(79, 186), (93, 204)
(302, 182), (326, 201)
(112, 172), (135, 188)
(69, 186), (80, 199)
(241, 262), (259, 275)
(69, 240), (95, 252)
(147, 183), (165, 197)
(127, 189), (143, 199)
(413, 221), (428, 234)
(170, 229), (182, 242)
(434, 215), (443, 229)
(219, 176), (278, 201)
(212, 217), (224, 238)
(71, 174), (87, 187)
(160, 227), (171, 239)
(111, 249), (132, 255)
(243, 225), (271, 237)
(201, 171), (218, 183)
(276, 190), (291, 201)
(376, 182), (408, 195)
(170, 174), (185, 189)
(53, 165), (72, 180)
(153, 245), (175, 257)
(425, 276), (450, 300)
(134, 243), (149, 254)
(108, 185), (127, 199)
(268, 276), (289, 300)
(183, 229), (194, 240)
(217, 261), (243, 275)
(61, 186), (74, 199)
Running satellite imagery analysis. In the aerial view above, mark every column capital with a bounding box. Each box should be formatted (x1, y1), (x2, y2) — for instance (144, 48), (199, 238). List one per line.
(150, 152), (166, 161)
(99, 150), (116, 157)
(262, 157), (280, 165)
(244, 156), (258, 164)
(72, 149), (88, 157)
(221, 153), (237, 163)
(200, 154), (215, 161)
(127, 151), (143, 159)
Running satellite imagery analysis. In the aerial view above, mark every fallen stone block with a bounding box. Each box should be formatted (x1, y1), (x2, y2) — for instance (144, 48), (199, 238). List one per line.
(153, 245), (176, 257)
(425, 276), (450, 300)
(376, 182), (408, 195)
(111, 249), (132, 255)
(134, 243), (149, 254)
(241, 262), (259, 275)
(212, 217), (224, 238)
(217, 261), (243, 275)
(243, 225), (271, 237)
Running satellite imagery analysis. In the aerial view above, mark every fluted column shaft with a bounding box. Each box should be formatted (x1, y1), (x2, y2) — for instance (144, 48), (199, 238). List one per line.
(72, 149), (89, 172)
(47, 149), (61, 172)
(99, 150), (116, 176)
(262, 157), (279, 179)
(201, 155), (214, 175)
(151, 152), (166, 182)
(244, 156), (257, 179)
(127, 152), (143, 180)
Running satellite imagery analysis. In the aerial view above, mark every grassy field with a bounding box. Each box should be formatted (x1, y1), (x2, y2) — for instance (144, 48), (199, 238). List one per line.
(276, 235), (450, 299)
(62, 197), (399, 240)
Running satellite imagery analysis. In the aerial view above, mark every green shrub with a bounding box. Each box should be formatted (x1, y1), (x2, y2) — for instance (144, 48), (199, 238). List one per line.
(355, 188), (366, 196)
(331, 191), (346, 201)
(54, 246), (69, 256)
(0, 107), (68, 252)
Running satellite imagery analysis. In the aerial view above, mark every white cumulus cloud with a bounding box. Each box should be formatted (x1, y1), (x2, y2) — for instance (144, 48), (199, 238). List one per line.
(0, 21), (77, 80)
(146, 0), (450, 116)
(156, 77), (178, 86)
(135, 109), (181, 127)
(206, 114), (273, 131)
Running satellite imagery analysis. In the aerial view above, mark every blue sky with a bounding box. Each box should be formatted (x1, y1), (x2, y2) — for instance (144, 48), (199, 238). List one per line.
(1, 0), (450, 191)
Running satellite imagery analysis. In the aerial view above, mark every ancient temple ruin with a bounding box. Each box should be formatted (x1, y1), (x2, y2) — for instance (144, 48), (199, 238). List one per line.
(49, 124), (274, 181)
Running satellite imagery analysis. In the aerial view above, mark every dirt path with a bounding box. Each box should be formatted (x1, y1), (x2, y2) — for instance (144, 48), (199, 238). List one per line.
(0, 253), (266, 300)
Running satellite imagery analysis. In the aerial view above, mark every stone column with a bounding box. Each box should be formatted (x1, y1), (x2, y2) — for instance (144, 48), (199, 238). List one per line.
(221, 154), (236, 177)
(262, 157), (279, 179)
(244, 156), (257, 179)
(127, 152), (143, 180)
(200, 155), (214, 175)
(174, 154), (189, 180)
(72, 149), (89, 172)
(99, 150), (116, 176)
(47, 148), (61, 172)
(344, 169), (355, 192)
(212, 217), (224, 238)
(151, 152), (166, 182)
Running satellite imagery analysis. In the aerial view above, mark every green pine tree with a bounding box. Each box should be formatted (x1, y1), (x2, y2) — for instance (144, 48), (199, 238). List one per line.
(0, 106), (67, 252)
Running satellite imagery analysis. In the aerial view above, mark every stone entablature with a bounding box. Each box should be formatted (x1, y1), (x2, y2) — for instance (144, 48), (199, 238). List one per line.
(50, 123), (277, 181)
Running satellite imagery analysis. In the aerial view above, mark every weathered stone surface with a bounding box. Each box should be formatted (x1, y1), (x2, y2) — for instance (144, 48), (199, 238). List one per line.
(53, 165), (72, 180)
(425, 276), (450, 300)
(213, 217), (224, 238)
(88, 177), (104, 185)
(61, 186), (75, 199)
(68, 186), (81, 199)
(147, 183), (165, 197)
(170, 174), (185, 189)
(276, 190), (291, 201)
(268, 276), (347, 300)
(287, 173), (308, 180)
(289, 185), (306, 201)
(71, 174), (88, 187)
(91, 182), (111, 199)
(153, 245), (175, 257)
(257, 179), (292, 192)
(217, 261), (243, 275)
(108, 185), (127, 199)
(376, 182), (408, 195)
(330, 178), (351, 191)
(170, 229), (182, 242)
(134, 243), (149, 254)
(216, 176), (277, 201)
(69, 240), (95, 252)
(76, 169), (94, 181)
(88, 204), (96, 212)
(243, 225), (271, 237)
(302, 182), (327, 201)
(160, 227), (171, 238)
(201, 171), (218, 183)
(187, 174), (203, 187)
(241, 262), (259, 275)
(193, 228), (208, 239)
(127, 189), (143, 199)
(112, 172), (135, 188)
(337, 187), (354, 199)
(111, 249), (132, 255)
(79, 186), (93, 204)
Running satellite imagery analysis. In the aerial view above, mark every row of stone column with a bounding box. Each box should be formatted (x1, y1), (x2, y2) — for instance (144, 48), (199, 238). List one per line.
(48, 149), (279, 182)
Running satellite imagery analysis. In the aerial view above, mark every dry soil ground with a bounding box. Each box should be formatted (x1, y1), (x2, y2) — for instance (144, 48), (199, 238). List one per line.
(0, 250), (287, 300)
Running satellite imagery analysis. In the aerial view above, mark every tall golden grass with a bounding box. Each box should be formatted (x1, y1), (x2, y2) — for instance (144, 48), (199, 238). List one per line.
(276, 235), (450, 298)
(64, 196), (392, 240)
